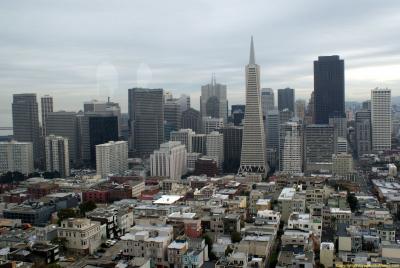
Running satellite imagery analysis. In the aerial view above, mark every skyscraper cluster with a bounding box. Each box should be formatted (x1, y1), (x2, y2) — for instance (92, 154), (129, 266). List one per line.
(4, 37), (393, 180)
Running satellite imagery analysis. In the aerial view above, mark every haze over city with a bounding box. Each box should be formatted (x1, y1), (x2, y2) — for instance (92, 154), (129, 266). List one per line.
(1, 0), (400, 128)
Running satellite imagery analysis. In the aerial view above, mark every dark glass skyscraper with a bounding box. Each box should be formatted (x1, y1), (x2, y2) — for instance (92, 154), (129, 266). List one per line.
(88, 116), (118, 166)
(314, 55), (345, 124)
(277, 88), (295, 112)
(128, 88), (164, 157)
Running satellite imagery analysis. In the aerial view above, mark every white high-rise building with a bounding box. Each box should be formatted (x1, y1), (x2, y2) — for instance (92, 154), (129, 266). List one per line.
(371, 88), (391, 152)
(150, 141), (187, 180)
(96, 141), (128, 178)
(206, 131), (224, 168)
(45, 135), (70, 178)
(170, 129), (195, 153)
(238, 37), (268, 175)
(200, 74), (228, 122)
(41, 95), (53, 136)
(279, 121), (303, 174)
(202, 117), (224, 134)
(0, 141), (34, 175)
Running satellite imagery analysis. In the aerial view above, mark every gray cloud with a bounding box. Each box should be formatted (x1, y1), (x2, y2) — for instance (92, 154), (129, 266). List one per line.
(1, 0), (400, 129)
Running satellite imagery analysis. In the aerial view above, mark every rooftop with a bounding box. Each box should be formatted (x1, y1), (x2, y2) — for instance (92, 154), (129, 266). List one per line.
(153, 195), (182, 205)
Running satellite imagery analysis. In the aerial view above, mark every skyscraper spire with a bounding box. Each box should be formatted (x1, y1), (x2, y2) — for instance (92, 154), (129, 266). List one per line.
(249, 36), (255, 65)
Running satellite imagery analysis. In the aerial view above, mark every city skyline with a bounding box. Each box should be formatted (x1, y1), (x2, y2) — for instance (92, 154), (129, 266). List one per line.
(1, 1), (400, 128)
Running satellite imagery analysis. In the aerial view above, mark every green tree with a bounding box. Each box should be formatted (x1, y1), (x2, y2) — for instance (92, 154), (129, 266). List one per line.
(203, 234), (217, 260)
(225, 246), (233, 256)
(231, 231), (242, 243)
(57, 208), (77, 224)
(347, 192), (359, 212)
(79, 201), (97, 216)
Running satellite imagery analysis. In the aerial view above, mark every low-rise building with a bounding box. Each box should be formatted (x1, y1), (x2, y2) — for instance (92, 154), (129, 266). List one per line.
(57, 218), (103, 254)
(121, 225), (173, 267)
(278, 187), (306, 222)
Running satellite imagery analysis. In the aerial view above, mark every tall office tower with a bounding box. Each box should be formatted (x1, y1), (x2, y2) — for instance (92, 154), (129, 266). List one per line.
(371, 88), (392, 152)
(238, 37), (268, 175)
(45, 135), (70, 178)
(46, 111), (79, 166)
(192, 134), (207, 155)
(95, 141), (128, 178)
(266, 109), (280, 162)
(128, 88), (164, 157)
(304, 91), (315, 125)
(219, 125), (243, 173)
(279, 108), (294, 125)
(200, 74), (228, 122)
(231, 105), (245, 126)
(0, 141), (34, 175)
(182, 108), (202, 133)
(40, 95), (53, 136)
(295, 100), (306, 120)
(261, 88), (275, 116)
(206, 131), (224, 168)
(170, 129), (195, 153)
(150, 141), (187, 180)
(164, 97), (182, 140)
(202, 117), (224, 134)
(314, 55), (345, 124)
(279, 121), (303, 174)
(304, 125), (335, 171)
(84, 99), (122, 136)
(78, 113), (119, 167)
(12, 94), (41, 166)
(355, 109), (371, 157)
(278, 88), (295, 112)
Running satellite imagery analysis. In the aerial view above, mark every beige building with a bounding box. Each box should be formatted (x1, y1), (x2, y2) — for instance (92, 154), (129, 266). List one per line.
(332, 153), (354, 176)
(57, 218), (103, 254)
(278, 187), (306, 222)
(320, 242), (334, 268)
(0, 141), (34, 175)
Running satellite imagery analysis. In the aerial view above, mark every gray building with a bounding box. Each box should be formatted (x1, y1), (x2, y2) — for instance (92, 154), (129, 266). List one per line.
(200, 74), (228, 122)
(128, 88), (164, 157)
(46, 111), (79, 166)
(45, 135), (70, 178)
(219, 125), (243, 173)
(83, 99), (122, 136)
(279, 108), (294, 125)
(192, 134), (207, 155)
(266, 110), (280, 169)
(278, 88), (295, 112)
(182, 108), (202, 133)
(41, 95), (53, 137)
(304, 124), (335, 171)
(12, 94), (41, 167)
(355, 110), (371, 157)
(164, 98), (182, 140)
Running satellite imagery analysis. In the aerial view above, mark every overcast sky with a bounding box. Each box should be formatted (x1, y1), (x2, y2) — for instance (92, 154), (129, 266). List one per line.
(1, 0), (400, 128)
